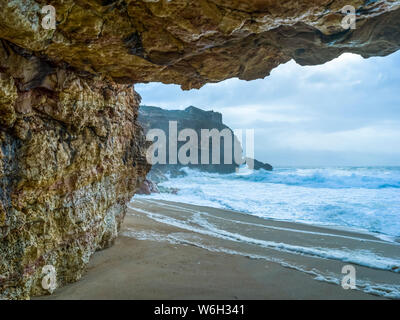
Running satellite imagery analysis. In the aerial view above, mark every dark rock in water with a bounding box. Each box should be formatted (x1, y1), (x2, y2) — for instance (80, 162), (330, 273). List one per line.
(158, 186), (179, 195)
(246, 158), (273, 171)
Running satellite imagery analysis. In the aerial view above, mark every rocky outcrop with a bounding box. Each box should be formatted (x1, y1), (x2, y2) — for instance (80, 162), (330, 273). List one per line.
(0, 0), (400, 299)
(139, 105), (245, 174)
(246, 158), (273, 171)
(138, 105), (274, 193)
(0, 0), (399, 89)
(136, 179), (160, 195)
(0, 41), (150, 299)
(138, 105), (273, 193)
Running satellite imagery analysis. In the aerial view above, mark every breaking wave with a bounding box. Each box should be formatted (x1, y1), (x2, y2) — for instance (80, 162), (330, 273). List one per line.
(137, 166), (400, 239)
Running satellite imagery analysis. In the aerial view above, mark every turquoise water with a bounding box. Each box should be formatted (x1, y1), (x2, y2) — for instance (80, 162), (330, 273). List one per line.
(137, 166), (400, 240)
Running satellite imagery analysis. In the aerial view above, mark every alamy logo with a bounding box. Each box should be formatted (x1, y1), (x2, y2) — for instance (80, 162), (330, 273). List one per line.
(341, 5), (356, 30)
(41, 265), (57, 293)
(41, 5), (56, 30)
(341, 265), (356, 290)
(146, 121), (254, 171)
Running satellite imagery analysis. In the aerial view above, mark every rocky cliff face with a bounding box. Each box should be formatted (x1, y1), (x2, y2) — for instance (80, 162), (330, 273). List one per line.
(0, 0), (399, 299)
(0, 41), (150, 299)
(139, 105), (245, 175)
(138, 105), (272, 194)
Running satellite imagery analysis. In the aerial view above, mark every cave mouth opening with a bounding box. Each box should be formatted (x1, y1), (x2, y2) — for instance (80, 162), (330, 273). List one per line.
(133, 50), (400, 253)
(136, 51), (400, 169)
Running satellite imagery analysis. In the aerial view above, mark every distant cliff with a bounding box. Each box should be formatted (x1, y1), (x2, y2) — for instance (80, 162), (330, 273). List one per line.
(138, 105), (272, 192)
(139, 105), (242, 174)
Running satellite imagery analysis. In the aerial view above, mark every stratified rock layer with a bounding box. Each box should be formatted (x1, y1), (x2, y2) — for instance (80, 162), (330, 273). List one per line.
(138, 105), (272, 193)
(0, 0), (400, 299)
(139, 105), (244, 175)
(1, 0), (399, 89)
(0, 41), (149, 299)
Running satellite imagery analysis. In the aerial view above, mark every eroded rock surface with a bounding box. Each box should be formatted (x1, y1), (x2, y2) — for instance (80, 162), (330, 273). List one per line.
(1, 0), (399, 89)
(0, 0), (400, 299)
(0, 41), (149, 299)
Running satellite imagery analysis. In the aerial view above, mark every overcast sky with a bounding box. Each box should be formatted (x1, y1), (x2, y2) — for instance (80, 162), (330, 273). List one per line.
(135, 51), (400, 167)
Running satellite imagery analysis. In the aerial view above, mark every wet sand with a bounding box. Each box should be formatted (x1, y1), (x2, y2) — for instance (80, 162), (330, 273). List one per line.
(38, 199), (400, 300)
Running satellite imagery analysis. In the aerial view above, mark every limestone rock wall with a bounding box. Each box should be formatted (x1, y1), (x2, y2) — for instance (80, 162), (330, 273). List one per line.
(0, 41), (150, 299)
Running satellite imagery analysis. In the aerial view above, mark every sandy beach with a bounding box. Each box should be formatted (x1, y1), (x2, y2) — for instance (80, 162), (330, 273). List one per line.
(37, 199), (400, 300)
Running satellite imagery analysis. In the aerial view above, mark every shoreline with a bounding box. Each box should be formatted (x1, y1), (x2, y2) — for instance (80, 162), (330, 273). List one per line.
(37, 199), (400, 300)
(136, 195), (400, 245)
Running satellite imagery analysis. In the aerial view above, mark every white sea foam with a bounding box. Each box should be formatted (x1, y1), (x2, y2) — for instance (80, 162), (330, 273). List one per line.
(131, 166), (400, 298)
(124, 211), (400, 299)
(128, 205), (400, 273)
(136, 166), (400, 239)
(143, 199), (398, 245)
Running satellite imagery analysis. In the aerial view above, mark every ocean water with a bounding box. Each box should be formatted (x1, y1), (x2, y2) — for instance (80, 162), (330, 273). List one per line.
(132, 166), (400, 298)
(136, 166), (400, 241)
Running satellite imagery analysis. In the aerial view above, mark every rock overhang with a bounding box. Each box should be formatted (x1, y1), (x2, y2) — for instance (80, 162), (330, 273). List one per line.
(0, 0), (399, 89)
